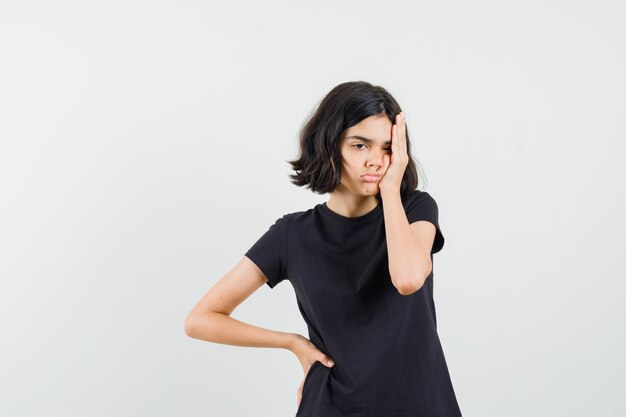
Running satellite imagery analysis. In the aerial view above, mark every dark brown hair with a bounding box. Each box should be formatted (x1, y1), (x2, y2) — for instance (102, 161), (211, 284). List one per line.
(288, 81), (426, 202)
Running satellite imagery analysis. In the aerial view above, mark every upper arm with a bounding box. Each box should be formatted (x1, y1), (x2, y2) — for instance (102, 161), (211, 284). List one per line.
(186, 214), (288, 324)
(186, 256), (269, 321)
(409, 220), (437, 254)
(409, 220), (436, 275)
(405, 191), (445, 255)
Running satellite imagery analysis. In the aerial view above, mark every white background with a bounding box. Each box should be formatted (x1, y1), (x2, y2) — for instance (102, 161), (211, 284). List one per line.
(1, 0), (625, 416)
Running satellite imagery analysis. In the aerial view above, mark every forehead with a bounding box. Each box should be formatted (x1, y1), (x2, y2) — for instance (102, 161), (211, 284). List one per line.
(342, 114), (393, 144)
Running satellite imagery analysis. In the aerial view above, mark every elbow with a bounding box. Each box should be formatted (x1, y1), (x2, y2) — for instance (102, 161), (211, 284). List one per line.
(395, 263), (432, 296)
(185, 310), (222, 339)
(396, 279), (424, 296)
(184, 314), (198, 338)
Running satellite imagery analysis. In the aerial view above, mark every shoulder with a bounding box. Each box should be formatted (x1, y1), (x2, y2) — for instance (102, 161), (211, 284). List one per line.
(403, 189), (441, 223)
(404, 189), (438, 206)
(273, 207), (314, 227)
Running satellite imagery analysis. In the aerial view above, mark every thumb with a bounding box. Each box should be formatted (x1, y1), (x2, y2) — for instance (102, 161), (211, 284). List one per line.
(321, 356), (335, 367)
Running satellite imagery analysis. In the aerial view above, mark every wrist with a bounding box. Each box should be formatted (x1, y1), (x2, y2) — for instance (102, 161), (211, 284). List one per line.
(379, 187), (401, 200)
(285, 333), (306, 352)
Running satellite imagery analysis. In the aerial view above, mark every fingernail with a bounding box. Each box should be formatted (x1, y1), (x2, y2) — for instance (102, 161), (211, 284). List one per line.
(327, 360), (334, 366)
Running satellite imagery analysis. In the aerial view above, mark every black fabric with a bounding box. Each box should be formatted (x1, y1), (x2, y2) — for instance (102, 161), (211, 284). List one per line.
(244, 190), (461, 417)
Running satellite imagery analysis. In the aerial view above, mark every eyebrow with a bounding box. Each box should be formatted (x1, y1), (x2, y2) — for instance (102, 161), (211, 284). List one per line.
(345, 135), (391, 145)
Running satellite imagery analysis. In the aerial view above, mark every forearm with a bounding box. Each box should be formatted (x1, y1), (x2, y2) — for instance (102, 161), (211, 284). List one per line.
(185, 311), (297, 350)
(381, 190), (432, 295)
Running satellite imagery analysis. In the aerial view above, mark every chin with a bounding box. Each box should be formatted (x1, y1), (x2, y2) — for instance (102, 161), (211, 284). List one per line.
(361, 185), (380, 194)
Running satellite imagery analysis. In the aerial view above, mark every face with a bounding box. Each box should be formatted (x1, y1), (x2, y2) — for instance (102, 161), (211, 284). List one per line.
(337, 113), (393, 197)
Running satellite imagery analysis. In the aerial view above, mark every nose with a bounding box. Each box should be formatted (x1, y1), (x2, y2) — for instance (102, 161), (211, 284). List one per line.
(367, 149), (385, 168)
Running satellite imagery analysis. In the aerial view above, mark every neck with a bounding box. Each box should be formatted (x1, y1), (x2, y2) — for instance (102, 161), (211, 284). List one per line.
(326, 188), (380, 218)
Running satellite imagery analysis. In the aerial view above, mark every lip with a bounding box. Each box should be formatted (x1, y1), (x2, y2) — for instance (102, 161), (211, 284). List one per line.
(361, 173), (381, 182)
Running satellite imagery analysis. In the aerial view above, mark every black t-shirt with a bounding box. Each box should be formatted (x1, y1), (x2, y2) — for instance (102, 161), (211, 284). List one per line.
(244, 190), (462, 417)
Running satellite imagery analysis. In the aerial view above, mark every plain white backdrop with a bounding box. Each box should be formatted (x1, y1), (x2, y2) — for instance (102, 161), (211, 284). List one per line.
(1, 0), (625, 416)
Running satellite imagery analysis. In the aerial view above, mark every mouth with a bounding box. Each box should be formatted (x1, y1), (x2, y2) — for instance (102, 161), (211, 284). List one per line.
(361, 173), (381, 182)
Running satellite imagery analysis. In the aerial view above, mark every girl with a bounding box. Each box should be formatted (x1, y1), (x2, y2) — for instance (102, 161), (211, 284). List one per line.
(184, 81), (462, 417)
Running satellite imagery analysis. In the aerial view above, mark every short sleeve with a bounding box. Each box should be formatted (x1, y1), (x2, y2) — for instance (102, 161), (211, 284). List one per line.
(244, 214), (288, 289)
(405, 191), (445, 254)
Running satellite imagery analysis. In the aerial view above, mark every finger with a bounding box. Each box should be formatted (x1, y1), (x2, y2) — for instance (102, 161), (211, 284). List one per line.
(398, 112), (407, 155)
(391, 123), (398, 152)
(323, 357), (335, 367)
(399, 112), (407, 151)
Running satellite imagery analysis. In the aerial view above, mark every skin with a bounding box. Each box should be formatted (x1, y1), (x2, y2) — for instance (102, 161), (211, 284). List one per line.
(184, 111), (437, 409)
(324, 114), (392, 216)
(332, 112), (436, 294)
(327, 112), (400, 215)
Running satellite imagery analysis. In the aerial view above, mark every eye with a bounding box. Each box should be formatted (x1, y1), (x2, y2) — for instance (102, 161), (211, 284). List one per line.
(352, 144), (392, 152)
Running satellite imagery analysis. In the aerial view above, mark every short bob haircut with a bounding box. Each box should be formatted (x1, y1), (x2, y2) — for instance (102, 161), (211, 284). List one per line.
(288, 81), (426, 203)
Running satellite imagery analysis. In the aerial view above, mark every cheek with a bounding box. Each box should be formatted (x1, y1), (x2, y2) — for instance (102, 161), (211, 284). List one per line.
(340, 155), (355, 171)
(340, 164), (357, 184)
(344, 162), (360, 176)
(342, 153), (362, 169)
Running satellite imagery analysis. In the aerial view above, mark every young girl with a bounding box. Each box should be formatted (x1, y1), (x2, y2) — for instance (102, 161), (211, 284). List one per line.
(184, 81), (462, 417)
